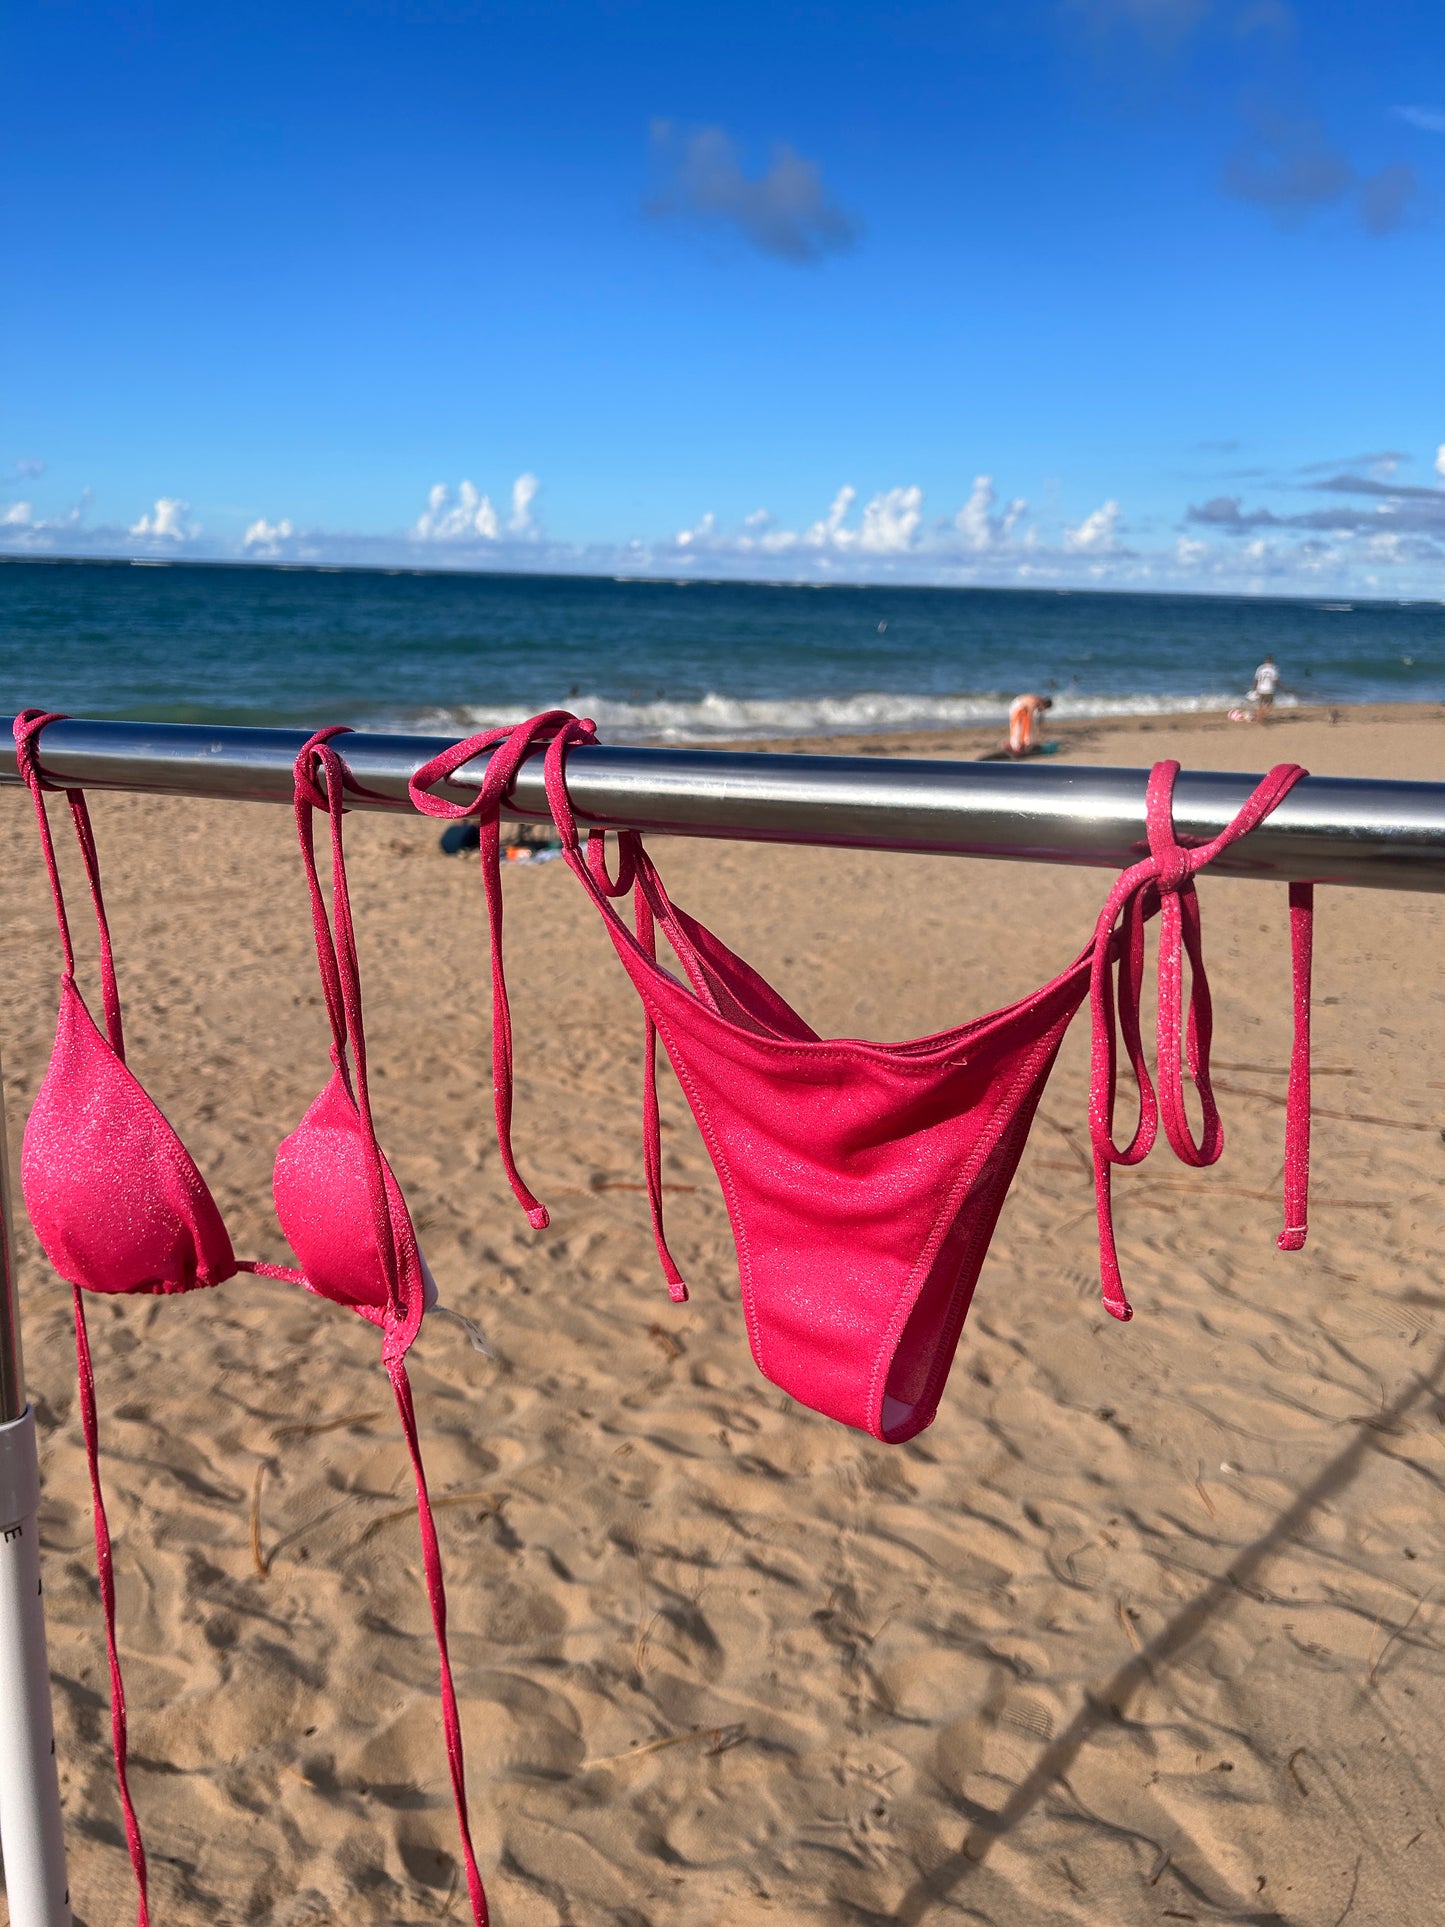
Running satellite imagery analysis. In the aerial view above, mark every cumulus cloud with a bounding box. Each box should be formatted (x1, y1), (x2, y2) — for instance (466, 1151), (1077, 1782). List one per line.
(1064, 499), (1126, 552)
(676, 485), (923, 558)
(243, 517), (295, 556)
(1437, 444), (1445, 479)
(853, 486), (923, 554)
(129, 497), (196, 541)
(412, 474), (543, 546)
(509, 472), (539, 535)
(0, 488), (94, 548)
(415, 480), (501, 542)
(648, 122), (858, 263)
(675, 510), (717, 548)
(954, 475), (1028, 552)
(794, 484), (922, 554)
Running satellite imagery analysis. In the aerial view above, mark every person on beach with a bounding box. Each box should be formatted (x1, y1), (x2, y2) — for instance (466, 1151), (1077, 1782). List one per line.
(1007, 692), (1052, 755)
(1248, 655), (1279, 721)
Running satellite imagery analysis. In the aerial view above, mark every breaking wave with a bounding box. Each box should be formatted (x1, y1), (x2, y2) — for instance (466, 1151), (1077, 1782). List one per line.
(393, 686), (1287, 744)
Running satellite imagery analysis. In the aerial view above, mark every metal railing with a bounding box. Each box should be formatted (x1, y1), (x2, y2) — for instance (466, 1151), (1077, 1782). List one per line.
(2, 715), (1443, 890)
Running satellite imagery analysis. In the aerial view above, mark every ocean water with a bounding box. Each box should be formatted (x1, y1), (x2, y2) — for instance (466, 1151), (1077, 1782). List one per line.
(2, 557), (1443, 741)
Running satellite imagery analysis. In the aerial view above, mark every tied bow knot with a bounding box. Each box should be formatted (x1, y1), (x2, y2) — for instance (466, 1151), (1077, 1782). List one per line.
(1088, 759), (1313, 1322)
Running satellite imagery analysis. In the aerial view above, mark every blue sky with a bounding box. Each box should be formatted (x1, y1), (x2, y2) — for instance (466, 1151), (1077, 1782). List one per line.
(4, 0), (1444, 592)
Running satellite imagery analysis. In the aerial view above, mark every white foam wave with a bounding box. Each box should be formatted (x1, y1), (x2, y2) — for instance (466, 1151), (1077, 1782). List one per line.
(389, 686), (1288, 744)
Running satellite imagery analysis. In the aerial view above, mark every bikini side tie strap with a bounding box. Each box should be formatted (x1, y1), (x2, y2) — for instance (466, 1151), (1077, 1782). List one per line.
(1089, 760), (1313, 1320)
(409, 712), (597, 1231)
(536, 727), (696, 1302)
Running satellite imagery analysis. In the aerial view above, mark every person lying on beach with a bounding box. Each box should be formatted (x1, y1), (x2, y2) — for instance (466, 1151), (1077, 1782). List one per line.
(1007, 692), (1052, 755)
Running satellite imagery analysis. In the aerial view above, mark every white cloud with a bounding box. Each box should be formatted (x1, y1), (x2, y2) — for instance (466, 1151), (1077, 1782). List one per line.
(1064, 499), (1124, 552)
(854, 484), (923, 554)
(954, 474), (1029, 552)
(129, 497), (195, 541)
(803, 485), (856, 548)
(415, 479), (500, 542)
(243, 517), (295, 555)
(8, 447), (1445, 594)
(415, 474), (540, 544)
(676, 510), (716, 548)
(509, 472), (539, 535)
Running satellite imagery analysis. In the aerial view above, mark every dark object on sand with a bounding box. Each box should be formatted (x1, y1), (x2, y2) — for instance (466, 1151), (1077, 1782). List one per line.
(439, 820), (561, 856)
(977, 740), (1061, 763)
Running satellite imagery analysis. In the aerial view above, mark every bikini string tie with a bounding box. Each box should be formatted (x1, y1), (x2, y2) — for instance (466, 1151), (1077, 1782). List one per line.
(296, 730), (489, 1926)
(295, 729), (405, 1322)
(538, 727), (690, 1303)
(1088, 760), (1313, 1321)
(584, 826), (690, 1303)
(72, 1289), (151, 1926)
(387, 1354), (490, 1926)
(409, 713), (598, 1232)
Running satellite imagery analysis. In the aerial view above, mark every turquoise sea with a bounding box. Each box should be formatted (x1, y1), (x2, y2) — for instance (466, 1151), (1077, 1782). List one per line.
(2, 557), (1443, 741)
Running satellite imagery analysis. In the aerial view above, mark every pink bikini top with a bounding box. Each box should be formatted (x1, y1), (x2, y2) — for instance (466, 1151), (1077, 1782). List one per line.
(13, 712), (489, 1927)
(411, 715), (1314, 1445)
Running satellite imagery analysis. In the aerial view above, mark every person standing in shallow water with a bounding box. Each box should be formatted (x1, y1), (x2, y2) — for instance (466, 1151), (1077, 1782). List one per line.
(1007, 692), (1052, 755)
(1249, 654), (1280, 721)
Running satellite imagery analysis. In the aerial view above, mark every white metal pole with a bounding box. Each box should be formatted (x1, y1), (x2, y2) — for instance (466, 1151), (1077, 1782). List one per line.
(0, 1047), (71, 1927)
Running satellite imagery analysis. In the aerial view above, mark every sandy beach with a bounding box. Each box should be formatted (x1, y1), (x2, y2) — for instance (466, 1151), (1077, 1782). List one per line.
(1, 702), (1442, 1927)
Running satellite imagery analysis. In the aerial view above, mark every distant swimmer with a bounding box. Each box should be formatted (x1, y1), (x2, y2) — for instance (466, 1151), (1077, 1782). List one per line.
(1248, 654), (1279, 721)
(1007, 692), (1052, 755)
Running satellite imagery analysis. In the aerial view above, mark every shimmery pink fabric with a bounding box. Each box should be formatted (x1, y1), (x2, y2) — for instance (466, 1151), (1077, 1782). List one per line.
(15, 706), (242, 1927)
(15, 712), (237, 1300)
(13, 712), (490, 1927)
(1085, 759), (1313, 1317)
(277, 730), (488, 1926)
(408, 714), (687, 1299)
(407, 712), (589, 1236)
(412, 716), (1314, 1445)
